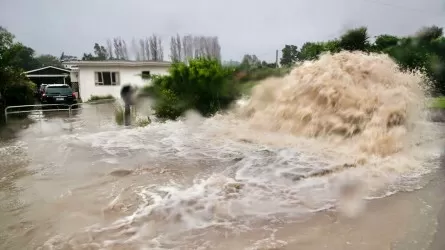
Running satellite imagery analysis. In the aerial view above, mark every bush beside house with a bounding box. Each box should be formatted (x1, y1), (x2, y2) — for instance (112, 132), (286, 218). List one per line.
(0, 27), (37, 122)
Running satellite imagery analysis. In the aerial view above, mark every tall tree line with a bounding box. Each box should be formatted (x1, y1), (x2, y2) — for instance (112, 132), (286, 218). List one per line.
(170, 34), (221, 62)
(82, 34), (221, 62)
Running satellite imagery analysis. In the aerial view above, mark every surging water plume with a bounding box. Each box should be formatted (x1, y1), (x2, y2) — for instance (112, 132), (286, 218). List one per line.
(239, 51), (428, 157)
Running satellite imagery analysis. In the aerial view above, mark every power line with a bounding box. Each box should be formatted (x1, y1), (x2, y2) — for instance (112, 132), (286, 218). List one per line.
(360, 0), (444, 16)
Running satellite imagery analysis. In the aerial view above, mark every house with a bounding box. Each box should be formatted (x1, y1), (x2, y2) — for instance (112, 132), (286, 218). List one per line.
(62, 60), (171, 101)
(62, 61), (77, 70)
(25, 66), (72, 90)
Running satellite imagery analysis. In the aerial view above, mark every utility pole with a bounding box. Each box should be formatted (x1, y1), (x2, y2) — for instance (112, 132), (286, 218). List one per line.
(275, 50), (279, 68)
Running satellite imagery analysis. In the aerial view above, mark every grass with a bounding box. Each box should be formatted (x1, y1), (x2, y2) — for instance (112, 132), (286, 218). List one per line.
(87, 95), (115, 103)
(429, 97), (445, 109)
(114, 105), (151, 127)
(238, 81), (259, 95)
(114, 106), (135, 125)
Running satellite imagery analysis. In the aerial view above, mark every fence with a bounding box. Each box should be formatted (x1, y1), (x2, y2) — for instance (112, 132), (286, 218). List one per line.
(4, 99), (118, 123)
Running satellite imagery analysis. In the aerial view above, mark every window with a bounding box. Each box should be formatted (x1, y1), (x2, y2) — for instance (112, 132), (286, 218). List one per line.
(46, 85), (73, 95)
(95, 72), (120, 86)
(141, 71), (151, 79)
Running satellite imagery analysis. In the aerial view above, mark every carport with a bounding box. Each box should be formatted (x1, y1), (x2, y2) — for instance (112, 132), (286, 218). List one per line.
(25, 66), (72, 89)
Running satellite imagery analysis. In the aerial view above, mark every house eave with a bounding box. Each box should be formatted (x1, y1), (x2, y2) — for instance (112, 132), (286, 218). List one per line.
(26, 74), (70, 77)
(25, 66), (71, 74)
(62, 60), (171, 68)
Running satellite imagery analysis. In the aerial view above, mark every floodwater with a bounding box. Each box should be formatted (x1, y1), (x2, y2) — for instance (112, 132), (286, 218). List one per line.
(1, 51), (445, 250)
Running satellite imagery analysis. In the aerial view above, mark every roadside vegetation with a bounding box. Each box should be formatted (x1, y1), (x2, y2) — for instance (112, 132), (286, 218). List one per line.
(114, 105), (151, 127)
(0, 26), (74, 123)
(141, 25), (445, 120)
(429, 97), (445, 109)
(87, 95), (115, 103)
(0, 27), (37, 122)
(2, 25), (445, 125)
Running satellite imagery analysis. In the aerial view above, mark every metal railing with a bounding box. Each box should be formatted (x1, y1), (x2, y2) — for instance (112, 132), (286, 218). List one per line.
(4, 99), (118, 123)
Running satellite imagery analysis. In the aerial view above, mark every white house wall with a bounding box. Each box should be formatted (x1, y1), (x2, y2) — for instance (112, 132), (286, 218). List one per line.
(70, 70), (79, 82)
(78, 65), (169, 101)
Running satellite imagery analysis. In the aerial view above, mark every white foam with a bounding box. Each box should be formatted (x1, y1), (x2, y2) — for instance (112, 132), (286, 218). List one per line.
(34, 52), (445, 249)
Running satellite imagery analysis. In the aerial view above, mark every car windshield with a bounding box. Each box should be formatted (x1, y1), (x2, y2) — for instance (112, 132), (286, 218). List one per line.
(45, 86), (72, 95)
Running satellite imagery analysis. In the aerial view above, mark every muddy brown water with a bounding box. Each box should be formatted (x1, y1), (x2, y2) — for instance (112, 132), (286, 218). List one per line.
(0, 102), (444, 250)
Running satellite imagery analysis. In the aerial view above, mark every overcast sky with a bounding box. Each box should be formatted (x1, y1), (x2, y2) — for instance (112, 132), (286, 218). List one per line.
(0, 0), (444, 62)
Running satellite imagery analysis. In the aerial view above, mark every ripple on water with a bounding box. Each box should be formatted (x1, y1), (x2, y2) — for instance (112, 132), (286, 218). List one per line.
(28, 115), (442, 249)
(3, 51), (445, 249)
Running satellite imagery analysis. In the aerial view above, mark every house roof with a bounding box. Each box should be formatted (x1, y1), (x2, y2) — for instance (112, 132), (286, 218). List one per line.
(25, 66), (71, 74)
(62, 60), (171, 67)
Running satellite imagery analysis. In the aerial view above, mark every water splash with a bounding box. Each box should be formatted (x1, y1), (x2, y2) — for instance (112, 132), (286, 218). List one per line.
(32, 51), (445, 249)
(238, 51), (428, 157)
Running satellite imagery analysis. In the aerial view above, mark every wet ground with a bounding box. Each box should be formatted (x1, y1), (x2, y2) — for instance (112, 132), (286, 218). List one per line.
(0, 103), (444, 250)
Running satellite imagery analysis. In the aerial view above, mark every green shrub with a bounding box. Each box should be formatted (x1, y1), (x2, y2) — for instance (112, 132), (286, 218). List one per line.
(0, 27), (40, 123)
(149, 58), (240, 120)
(152, 88), (184, 120)
(235, 67), (290, 83)
(114, 105), (136, 125)
(114, 105), (151, 127)
(0, 80), (36, 121)
(429, 97), (445, 109)
(87, 95), (115, 102)
(135, 116), (151, 127)
(1, 81), (36, 106)
(114, 106), (124, 125)
(137, 85), (155, 97)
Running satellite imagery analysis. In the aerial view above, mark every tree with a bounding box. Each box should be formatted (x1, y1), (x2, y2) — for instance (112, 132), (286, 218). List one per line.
(338, 26), (370, 51)
(35, 54), (62, 67)
(143, 38), (150, 60)
(178, 35), (221, 62)
(261, 61), (276, 68)
(280, 45), (299, 67)
(113, 37), (129, 60)
(239, 54), (261, 70)
(285, 25), (445, 95)
(60, 52), (78, 61)
(106, 39), (114, 59)
(298, 42), (325, 61)
(81, 42), (110, 61)
(0, 27), (36, 121)
(374, 35), (399, 52)
(223, 60), (241, 67)
(191, 35), (221, 60)
(148, 34), (164, 61)
(5, 43), (41, 70)
(322, 39), (341, 53)
(170, 36), (179, 62)
(82, 53), (95, 60)
(175, 34), (182, 62)
(93, 43), (108, 60)
(170, 34), (182, 62)
(138, 39), (146, 60)
(182, 35), (194, 62)
(205, 36), (221, 60)
(159, 38), (164, 61)
(416, 25), (443, 41)
(131, 38), (141, 61)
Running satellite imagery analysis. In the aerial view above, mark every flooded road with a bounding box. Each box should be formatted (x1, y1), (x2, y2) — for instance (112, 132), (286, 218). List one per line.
(2, 52), (445, 249)
(0, 102), (444, 250)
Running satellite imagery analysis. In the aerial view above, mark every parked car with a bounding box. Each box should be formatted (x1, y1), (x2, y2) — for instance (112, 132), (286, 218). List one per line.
(40, 84), (77, 106)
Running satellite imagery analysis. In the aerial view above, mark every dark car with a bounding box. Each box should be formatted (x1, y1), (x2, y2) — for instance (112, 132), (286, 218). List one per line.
(40, 84), (77, 106)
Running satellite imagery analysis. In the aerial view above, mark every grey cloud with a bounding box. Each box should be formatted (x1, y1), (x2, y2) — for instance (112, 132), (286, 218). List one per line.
(0, 0), (443, 62)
